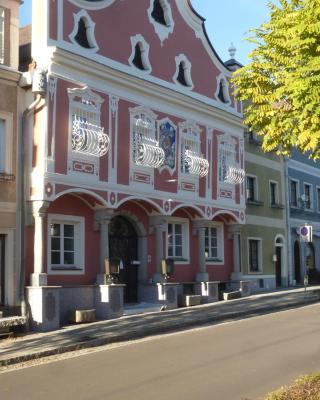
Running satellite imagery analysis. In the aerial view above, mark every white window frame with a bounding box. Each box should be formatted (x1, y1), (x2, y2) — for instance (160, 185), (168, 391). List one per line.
(247, 237), (262, 274)
(179, 121), (201, 178)
(129, 106), (158, 171)
(166, 218), (189, 264)
(69, 9), (99, 53)
(269, 180), (279, 206)
(215, 73), (231, 105)
(303, 182), (313, 210)
(290, 178), (299, 208)
(0, 112), (13, 174)
(0, 7), (4, 64)
(205, 222), (224, 265)
(47, 214), (85, 275)
(218, 134), (238, 184)
(173, 54), (194, 90)
(67, 86), (104, 177)
(246, 174), (258, 202)
(128, 34), (152, 74)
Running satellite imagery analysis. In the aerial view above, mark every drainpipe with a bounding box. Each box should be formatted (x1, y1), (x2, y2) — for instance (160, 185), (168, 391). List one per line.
(19, 68), (47, 317)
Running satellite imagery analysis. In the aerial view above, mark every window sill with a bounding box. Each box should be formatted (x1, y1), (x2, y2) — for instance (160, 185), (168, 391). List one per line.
(206, 258), (223, 263)
(246, 200), (264, 206)
(50, 266), (84, 271)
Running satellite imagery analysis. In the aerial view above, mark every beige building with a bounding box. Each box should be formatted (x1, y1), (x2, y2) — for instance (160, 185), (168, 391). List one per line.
(0, 0), (21, 308)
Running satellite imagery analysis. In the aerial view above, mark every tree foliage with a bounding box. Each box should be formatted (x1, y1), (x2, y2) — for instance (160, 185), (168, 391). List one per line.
(232, 0), (320, 159)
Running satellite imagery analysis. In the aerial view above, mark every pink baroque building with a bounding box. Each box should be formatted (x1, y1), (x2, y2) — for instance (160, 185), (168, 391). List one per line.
(25, 0), (245, 329)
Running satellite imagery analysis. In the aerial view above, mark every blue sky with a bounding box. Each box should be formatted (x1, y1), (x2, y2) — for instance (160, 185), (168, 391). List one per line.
(20, 0), (273, 65)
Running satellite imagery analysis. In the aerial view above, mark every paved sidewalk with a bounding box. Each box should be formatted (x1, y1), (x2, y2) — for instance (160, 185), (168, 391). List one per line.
(0, 286), (319, 367)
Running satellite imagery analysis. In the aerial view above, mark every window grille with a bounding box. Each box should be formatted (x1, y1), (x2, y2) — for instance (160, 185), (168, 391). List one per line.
(219, 138), (245, 184)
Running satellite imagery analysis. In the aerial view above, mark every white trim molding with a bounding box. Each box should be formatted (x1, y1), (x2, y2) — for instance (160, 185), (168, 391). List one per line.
(68, 0), (116, 10)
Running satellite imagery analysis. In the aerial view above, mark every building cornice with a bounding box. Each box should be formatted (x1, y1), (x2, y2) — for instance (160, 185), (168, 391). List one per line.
(0, 65), (21, 84)
(49, 47), (243, 131)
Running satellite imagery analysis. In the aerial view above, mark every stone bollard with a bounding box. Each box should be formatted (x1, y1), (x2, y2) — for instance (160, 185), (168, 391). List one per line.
(157, 283), (179, 310)
(240, 280), (252, 297)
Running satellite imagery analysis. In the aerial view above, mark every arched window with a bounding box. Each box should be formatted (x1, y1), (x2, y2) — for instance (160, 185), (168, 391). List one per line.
(128, 35), (152, 73)
(151, 0), (167, 26)
(173, 54), (193, 90)
(215, 74), (231, 105)
(147, 0), (174, 44)
(69, 10), (99, 52)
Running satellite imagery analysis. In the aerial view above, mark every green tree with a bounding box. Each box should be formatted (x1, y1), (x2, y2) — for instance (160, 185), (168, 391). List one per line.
(232, 0), (320, 159)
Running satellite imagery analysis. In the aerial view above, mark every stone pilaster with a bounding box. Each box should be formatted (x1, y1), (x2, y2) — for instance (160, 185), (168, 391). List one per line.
(30, 200), (50, 287)
(192, 220), (209, 282)
(95, 209), (114, 284)
(228, 224), (242, 281)
(149, 216), (167, 283)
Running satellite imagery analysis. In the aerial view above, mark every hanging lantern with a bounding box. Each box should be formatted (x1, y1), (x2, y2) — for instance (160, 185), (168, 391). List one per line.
(72, 116), (110, 157)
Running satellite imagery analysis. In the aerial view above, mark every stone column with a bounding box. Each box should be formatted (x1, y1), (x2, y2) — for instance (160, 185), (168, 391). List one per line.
(228, 224), (242, 281)
(95, 209), (114, 284)
(193, 220), (209, 282)
(149, 216), (167, 283)
(30, 200), (50, 287)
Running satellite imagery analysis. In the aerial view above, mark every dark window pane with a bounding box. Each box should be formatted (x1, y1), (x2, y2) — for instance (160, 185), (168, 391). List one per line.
(51, 251), (60, 265)
(64, 238), (74, 251)
(64, 252), (74, 265)
(51, 224), (60, 237)
(51, 237), (60, 251)
(64, 224), (74, 237)
(175, 246), (182, 257)
(175, 224), (182, 234)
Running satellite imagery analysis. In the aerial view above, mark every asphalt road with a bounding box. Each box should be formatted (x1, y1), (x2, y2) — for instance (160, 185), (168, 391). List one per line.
(1, 303), (320, 400)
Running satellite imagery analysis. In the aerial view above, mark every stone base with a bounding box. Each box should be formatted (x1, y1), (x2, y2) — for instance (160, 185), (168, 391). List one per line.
(179, 294), (201, 307)
(240, 280), (252, 297)
(69, 309), (96, 323)
(230, 272), (242, 281)
(195, 272), (209, 283)
(26, 286), (61, 332)
(95, 284), (125, 319)
(194, 281), (219, 303)
(30, 273), (48, 287)
(223, 290), (242, 301)
(157, 283), (179, 309)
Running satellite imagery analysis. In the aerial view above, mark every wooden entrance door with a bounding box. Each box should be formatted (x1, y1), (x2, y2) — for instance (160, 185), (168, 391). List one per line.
(109, 216), (138, 303)
(0, 235), (5, 305)
(275, 246), (282, 287)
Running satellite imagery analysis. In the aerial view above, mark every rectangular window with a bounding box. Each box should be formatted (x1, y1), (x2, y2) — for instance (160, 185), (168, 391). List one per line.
(48, 214), (84, 274)
(167, 221), (189, 261)
(304, 184), (312, 210)
(50, 223), (75, 266)
(0, 8), (4, 64)
(205, 227), (218, 259)
(246, 176), (256, 201)
(270, 181), (278, 206)
(0, 119), (4, 172)
(248, 239), (261, 273)
(290, 180), (298, 207)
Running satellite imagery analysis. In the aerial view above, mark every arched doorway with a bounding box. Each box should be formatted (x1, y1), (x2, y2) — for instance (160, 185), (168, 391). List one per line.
(109, 216), (138, 303)
(294, 241), (301, 284)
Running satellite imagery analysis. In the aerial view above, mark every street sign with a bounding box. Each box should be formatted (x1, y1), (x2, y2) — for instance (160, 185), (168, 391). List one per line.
(299, 225), (312, 242)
